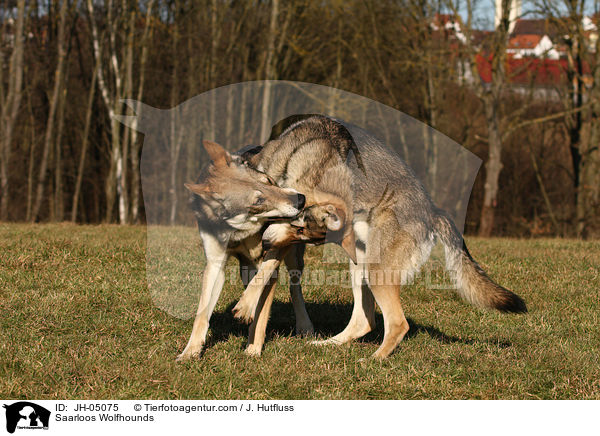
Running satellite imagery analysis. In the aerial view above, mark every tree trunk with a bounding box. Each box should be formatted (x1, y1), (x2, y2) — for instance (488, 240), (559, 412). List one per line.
(0, 0), (26, 221)
(32, 0), (68, 222)
(54, 80), (68, 221)
(260, 0), (279, 141)
(208, 0), (221, 140)
(563, 17), (588, 238)
(105, 118), (122, 223)
(238, 48), (250, 145)
(478, 0), (510, 236)
(169, 2), (181, 226)
(479, 96), (504, 236)
(71, 61), (98, 222)
(129, 0), (155, 224)
(88, 0), (129, 224)
(26, 95), (36, 222)
(118, 9), (136, 225)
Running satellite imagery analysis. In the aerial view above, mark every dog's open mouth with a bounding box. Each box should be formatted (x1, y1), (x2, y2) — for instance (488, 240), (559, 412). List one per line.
(265, 216), (295, 222)
(265, 210), (304, 222)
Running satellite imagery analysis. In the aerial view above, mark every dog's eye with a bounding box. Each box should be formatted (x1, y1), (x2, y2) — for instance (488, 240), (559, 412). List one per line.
(254, 196), (265, 206)
(262, 175), (275, 185)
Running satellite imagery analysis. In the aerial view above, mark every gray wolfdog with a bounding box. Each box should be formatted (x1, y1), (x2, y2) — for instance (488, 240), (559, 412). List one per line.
(180, 115), (527, 360)
(178, 133), (356, 360)
(232, 115), (527, 359)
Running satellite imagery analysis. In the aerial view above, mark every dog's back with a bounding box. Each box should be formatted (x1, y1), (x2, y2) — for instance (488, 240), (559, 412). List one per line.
(251, 116), (356, 196)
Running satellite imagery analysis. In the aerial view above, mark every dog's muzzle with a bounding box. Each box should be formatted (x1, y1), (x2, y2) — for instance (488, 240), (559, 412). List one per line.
(293, 193), (306, 210)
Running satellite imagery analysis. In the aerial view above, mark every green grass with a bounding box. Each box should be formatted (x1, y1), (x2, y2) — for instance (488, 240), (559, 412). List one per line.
(1, 224), (599, 399)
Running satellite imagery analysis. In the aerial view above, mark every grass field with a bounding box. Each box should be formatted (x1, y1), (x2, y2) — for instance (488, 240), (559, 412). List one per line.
(1, 223), (599, 399)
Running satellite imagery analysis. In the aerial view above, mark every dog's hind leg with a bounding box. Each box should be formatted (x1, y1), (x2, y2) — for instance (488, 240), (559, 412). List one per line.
(312, 221), (376, 346)
(366, 225), (427, 359)
(284, 244), (314, 335)
(177, 234), (228, 361)
(367, 266), (409, 359)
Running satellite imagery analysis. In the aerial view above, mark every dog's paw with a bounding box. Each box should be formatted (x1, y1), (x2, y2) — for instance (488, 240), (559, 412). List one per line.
(176, 344), (204, 362)
(295, 321), (315, 336)
(244, 344), (263, 357)
(232, 299), (256, 324)
(371, 351), (387, 361)
(310, 338), (337, 346)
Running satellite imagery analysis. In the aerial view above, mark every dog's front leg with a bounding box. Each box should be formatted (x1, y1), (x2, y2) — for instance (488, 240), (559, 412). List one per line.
(232, 249), (284, 323)
(177, 234), (228, 361)
(245, 270), (279, 356)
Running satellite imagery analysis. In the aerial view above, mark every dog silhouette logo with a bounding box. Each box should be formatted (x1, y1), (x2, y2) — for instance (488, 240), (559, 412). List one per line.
(3, 402), (50, 433)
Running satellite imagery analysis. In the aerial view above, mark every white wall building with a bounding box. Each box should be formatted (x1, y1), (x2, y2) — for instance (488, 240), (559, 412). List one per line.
(507, 34), (559, 59)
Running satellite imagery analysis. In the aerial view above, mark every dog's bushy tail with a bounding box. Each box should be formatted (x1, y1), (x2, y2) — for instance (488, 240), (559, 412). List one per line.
(434, 210), (527, 313)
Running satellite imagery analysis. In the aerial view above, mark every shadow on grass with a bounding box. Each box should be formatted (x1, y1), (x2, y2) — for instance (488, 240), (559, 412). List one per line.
(203, 301), (512, 351)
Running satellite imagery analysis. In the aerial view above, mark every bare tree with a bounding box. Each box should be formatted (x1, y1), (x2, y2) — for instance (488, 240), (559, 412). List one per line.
(31, 0), (69, 222)
(168, 0), (183, 225)
(558, 0), (589, 237)
(587, 15), (600, 236)
(87, 0), (130, 223)
(0, 0), (593, 233)
(260, 0), (280, 141)
(129, 0), (155, 224)
(71, 60), (99, 222)
(53, 61), (70, 222)
(0, 0), (26, 221)
(536, 0), (600, 237)
(448, 0), (513, 236)
(25, 93), (36, 222)
(87, 0), (154, 224)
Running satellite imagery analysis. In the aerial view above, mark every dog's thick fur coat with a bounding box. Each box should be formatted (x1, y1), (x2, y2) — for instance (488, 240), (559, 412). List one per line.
(234, 116), (527, 359)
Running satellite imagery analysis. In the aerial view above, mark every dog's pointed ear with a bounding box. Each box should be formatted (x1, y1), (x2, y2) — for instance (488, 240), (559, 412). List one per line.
(184, 182), (211, 195)
(324, 204), (343, 231)
(203, 140), (232, 167)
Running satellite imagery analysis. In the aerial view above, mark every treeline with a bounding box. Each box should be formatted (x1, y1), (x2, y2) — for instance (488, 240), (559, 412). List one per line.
(0, 0), (598, 237)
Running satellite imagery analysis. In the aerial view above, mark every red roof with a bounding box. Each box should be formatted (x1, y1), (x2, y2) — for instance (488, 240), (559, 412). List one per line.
(508, 34), (543, 49)
(432, 13), (458, 27)
(511, 19), (558, 37)
(476, 55), (580, 85)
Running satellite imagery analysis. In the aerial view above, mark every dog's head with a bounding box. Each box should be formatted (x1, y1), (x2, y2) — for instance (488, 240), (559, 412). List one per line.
(262, 202), (357, 263)
(185, 140), (305, 230)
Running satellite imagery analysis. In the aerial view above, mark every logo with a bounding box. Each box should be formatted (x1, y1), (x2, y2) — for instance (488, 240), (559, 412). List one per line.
(3, 402), (50, 434)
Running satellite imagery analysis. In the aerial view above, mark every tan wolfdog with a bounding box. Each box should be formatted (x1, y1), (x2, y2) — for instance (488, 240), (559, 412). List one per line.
(232, 158), (357, 355)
